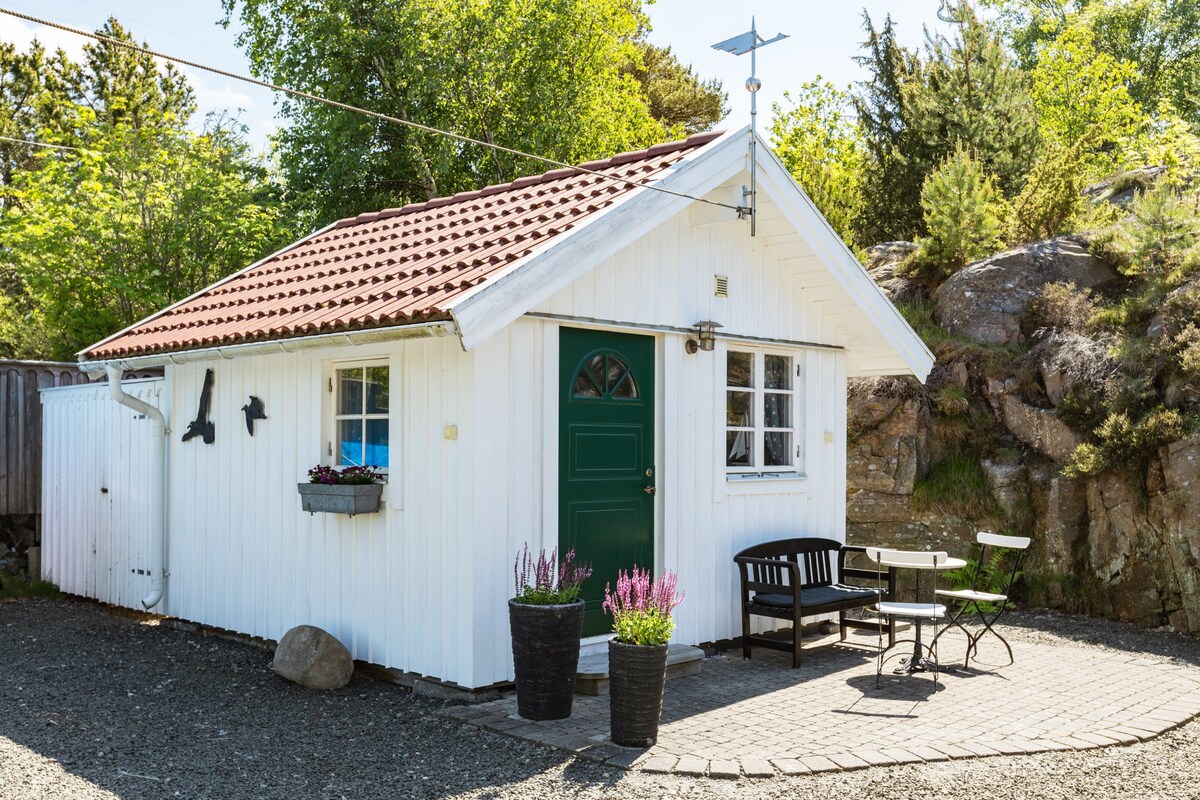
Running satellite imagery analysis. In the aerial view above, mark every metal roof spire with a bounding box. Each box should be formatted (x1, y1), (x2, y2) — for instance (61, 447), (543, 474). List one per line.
(712, 18), (789, 237)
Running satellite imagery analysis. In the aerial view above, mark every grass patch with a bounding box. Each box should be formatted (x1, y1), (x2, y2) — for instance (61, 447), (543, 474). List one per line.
(0, 573), (60, 600)
(911, 450), (1002, 519)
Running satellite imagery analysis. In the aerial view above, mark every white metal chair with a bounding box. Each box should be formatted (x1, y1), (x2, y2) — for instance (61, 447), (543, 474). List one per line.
(865, 547), (949, 688)
(933, 532), (1031, 667)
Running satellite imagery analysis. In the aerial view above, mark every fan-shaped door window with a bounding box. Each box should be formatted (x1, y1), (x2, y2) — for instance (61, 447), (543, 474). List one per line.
(572, 351), (640, 400)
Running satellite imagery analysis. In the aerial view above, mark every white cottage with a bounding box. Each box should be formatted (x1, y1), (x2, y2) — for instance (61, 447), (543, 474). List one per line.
(41, 128), (932, 689)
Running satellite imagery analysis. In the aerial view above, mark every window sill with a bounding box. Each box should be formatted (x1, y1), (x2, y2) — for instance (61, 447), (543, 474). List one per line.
(726, 471), (807, 482)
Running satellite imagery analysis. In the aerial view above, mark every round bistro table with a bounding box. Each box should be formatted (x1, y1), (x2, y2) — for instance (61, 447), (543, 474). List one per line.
(876, 554), (966, 674)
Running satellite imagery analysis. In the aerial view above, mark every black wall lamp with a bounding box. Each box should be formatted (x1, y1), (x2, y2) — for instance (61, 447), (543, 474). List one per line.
(685, 320), (722, 354)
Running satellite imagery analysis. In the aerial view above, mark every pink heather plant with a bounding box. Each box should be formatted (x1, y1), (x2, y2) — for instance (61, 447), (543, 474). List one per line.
(513, 544), (593, 605)
(602, 566), (684, 646)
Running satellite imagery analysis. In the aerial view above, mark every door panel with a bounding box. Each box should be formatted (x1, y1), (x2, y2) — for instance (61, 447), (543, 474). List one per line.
(559, 328), (655, 637)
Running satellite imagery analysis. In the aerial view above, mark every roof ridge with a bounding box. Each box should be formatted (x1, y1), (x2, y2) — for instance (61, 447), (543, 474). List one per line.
(327, 130), (725, 232)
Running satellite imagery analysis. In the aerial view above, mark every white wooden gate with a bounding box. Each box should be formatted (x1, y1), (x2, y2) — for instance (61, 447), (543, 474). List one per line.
(40, 378), (161, 608)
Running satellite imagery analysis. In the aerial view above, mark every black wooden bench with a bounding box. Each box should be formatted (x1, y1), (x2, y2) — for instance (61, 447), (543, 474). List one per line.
(734, 537), (894, 667)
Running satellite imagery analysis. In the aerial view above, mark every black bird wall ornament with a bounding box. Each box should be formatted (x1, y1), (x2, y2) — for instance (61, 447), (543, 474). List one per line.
(242, 396), (267, 436)
(181, 368), (216, 444)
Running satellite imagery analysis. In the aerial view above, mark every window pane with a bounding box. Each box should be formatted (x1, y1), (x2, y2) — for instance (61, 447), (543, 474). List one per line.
(365, 366), (389, 414)
(727, 351), (753, 388)
(584, 354), (606, 394)
(764, 392), (791, 428)
(338, 419), (364, 466)
(610, 370), (639, 399)
(765, 431), (792, 467)
(727, 431), (753, 467)
(364, 418), (389, 469)
(337, 368), (364, 415)
(573, 372), (601, 397)
(726, 391), (754, 427)
(765, 355), (791, 390)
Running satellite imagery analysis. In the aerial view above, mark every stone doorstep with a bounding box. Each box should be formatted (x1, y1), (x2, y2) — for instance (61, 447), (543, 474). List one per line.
(575, 644), (704, 696)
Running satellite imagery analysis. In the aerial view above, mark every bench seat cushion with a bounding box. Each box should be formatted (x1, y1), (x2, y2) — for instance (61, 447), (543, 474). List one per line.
(753, 584), (883, 609)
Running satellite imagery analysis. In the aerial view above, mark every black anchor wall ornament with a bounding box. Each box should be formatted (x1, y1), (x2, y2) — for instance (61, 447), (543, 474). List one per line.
(242, 396), (266, 436)
(181, 368), (216, 444)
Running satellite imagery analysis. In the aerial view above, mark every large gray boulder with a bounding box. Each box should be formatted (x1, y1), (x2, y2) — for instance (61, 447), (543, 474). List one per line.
(933, 237), (1119, 345)
(999, 395), (1083, 463)
(273, 625), (354, 690)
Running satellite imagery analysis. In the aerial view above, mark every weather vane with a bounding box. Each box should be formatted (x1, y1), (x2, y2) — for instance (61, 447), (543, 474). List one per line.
(712, 18), (789, 237)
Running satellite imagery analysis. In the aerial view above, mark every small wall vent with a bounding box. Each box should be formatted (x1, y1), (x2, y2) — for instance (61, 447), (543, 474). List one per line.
(714, 274), (729, 298)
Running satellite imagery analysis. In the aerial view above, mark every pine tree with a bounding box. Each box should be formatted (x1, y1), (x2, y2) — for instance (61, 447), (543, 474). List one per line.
(852, 12), (927, 244)
(905, 2), (1040, 198)
(912, 143), (1010, 282)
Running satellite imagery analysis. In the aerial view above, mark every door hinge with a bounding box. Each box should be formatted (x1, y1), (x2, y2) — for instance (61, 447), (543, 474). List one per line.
(796, 364), (801, 377)
(328, 378), (333, 393)
(328, 441), (332, 456)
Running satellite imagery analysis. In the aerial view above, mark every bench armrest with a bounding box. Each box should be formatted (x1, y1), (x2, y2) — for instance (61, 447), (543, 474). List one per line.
(839, 545), (895, 598)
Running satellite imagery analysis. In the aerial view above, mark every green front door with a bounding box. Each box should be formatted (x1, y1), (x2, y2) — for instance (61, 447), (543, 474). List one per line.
(559, 327), (655, 637)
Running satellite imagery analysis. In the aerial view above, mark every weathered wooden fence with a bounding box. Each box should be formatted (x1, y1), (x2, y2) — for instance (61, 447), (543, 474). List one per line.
(0, 361), (91, 517)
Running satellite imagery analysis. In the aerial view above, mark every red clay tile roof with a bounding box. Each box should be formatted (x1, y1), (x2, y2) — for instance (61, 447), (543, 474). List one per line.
(82, 131), (724, 360)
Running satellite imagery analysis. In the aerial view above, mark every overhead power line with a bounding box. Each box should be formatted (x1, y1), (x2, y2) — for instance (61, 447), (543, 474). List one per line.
(0, 134), (82, 152)
(0, 6), (741, 213)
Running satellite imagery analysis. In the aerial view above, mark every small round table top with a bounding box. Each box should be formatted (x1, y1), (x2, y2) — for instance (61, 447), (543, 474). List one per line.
(875, 555), (967, 571)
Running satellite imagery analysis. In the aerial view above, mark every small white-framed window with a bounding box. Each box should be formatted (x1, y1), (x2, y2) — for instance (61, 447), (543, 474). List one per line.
(725, 348), (803, 478)
(333, 362), (390, 471)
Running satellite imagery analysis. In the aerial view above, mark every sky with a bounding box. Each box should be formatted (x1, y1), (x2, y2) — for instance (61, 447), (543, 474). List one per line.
(6, 0), (957, 153)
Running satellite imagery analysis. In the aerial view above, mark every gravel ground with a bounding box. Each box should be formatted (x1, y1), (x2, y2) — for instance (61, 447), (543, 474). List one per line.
(3, 598), (1200, 800)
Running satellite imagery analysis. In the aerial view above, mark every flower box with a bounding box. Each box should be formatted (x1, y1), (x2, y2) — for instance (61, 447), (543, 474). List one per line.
(297, 482), (383, 516)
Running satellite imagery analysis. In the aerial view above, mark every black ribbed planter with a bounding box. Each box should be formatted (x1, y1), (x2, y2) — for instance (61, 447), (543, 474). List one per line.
(508, 599), (585, 721)
(608, 640), (669, 747)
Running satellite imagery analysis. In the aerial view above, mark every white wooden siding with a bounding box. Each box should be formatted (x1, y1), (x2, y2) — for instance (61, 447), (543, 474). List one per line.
(42, 336), (481, 688)
(42, 379), (160, 607)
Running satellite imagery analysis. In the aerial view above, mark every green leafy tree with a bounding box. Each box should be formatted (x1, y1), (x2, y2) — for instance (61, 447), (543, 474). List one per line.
(852, 12), (928, 243)
(622, 41), (727, 136)
(0, 41), (75, 193)
(1031, 25), (1143, 173)
(770, 79), (865, 245)
(0, 110), (285, 359)
(912, 144), (1011, 282)
(222, 0), (684, 227)
(987, 0), (1200, 122)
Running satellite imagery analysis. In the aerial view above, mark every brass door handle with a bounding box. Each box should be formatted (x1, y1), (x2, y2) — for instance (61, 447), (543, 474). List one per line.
(643, 485), (657, 495)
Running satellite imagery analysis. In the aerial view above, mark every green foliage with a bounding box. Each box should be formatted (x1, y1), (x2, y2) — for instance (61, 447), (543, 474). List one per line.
(612, 609), (674, 647)
(1009, 140), (1091, 244)
(621, 42), (727, 136)
(911, 145), (1010, 281)
(852, 12), (929, 243)
(1063, 407), (1186, 477)
(1031, 24), (1143, 174)
(0, 574), (59, 600)
(0, 23), (288, 360)
(222, 0), (688, 226)
(911, 450), (1002, 519)
(770, 79), (865, 246)
(986, 0), (1200, 123)
(943, 544), (1020, 612)
(1122, 106), (1200, 185)
(935, 384), (971, 416)
(905, 3), (1042, 198)
(1121, 184), (1200, 277)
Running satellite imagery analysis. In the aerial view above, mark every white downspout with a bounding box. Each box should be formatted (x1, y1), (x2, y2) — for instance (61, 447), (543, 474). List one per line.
(106, 365), (169, 610)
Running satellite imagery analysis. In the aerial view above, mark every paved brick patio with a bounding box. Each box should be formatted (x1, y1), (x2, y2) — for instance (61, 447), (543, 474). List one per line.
(437, 626), (1200, 779)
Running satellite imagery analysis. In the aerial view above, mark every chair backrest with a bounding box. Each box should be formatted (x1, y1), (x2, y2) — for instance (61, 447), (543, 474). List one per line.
(978, 532), (1031, 550)
(971, 531), (1031, 596)
(734, 538), (841, 588)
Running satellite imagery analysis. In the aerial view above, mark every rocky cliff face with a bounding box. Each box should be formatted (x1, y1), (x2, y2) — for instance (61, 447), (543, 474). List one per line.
(850, 239), (1200, 634)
